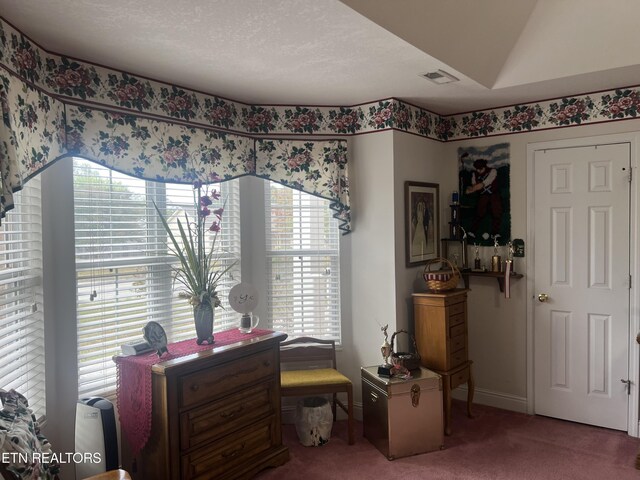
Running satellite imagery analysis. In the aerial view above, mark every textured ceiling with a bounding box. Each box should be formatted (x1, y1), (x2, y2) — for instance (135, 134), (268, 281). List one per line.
(1, 0), (639, 114)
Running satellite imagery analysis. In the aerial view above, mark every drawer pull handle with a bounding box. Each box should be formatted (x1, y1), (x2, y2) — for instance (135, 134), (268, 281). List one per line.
(190, 384), (199, 392)
(263, 360), (271, 367)
(370, 391), (379, 403)
(220, 406), (244, 419)
(222, 442), (246, 458)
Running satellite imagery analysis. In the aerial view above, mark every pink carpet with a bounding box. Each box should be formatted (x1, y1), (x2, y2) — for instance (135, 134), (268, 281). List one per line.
(257, 401), (640, 479)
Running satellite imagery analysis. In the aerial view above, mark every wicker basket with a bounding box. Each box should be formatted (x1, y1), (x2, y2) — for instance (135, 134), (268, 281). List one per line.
(423, 257), (461, 292)
(390, 329), (421, 371)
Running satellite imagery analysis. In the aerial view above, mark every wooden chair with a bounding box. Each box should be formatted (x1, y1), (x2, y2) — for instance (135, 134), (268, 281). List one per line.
(0, 464), (130, 480)
(280, 337), (354, 445)
(84, 469), (132, 480)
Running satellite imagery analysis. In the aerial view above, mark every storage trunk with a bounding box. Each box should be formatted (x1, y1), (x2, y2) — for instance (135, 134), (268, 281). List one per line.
(361, 366), (444, 460)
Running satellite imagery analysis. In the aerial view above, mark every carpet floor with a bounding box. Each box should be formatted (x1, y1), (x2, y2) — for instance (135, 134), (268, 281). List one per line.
(256, 401), (640, 479)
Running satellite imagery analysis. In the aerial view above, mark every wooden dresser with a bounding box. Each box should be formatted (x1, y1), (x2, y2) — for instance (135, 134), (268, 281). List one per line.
(412, 290), (474, 435)
(121, 331), (289, 480)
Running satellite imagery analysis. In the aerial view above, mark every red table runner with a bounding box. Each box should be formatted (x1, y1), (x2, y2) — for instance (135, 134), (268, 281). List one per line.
(114, 328), (272, 455)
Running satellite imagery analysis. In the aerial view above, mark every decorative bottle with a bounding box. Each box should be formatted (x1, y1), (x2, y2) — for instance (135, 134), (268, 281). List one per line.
(491, 235), (501, 273)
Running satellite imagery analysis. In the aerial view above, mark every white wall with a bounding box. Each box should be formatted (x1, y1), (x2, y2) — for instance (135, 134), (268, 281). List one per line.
(392, 132), (452, 334)
(41, 158), (78, 480)
(339, 130), (450, 412)
(340, 131), (396, 409)
(38, 117), (640, 454)
(443, 118), (640, 412)
(348, 120), (640, 415)
(239, 176), (267, 324)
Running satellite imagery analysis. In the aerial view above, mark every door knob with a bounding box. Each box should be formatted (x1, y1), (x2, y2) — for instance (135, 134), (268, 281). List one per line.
(538, 293), (549, 302)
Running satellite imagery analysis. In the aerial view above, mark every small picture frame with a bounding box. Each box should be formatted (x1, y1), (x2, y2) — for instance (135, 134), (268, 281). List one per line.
(405, 181), (440, 267)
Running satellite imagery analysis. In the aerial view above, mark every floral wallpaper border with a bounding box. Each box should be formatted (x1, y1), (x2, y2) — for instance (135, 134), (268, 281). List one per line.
(0, 18), (351, 231)
(3, 16), (640, 228)
(3, 16), (640, 144)
(3, 16), (639, 144)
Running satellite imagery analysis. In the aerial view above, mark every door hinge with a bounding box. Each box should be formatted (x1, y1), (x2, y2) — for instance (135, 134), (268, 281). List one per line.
(629, 167), (633, 183)
(630, 274), (633, 289)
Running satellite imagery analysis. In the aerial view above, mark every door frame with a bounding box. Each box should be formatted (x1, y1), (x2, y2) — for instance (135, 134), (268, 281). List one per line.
(526, 132), (639, 436)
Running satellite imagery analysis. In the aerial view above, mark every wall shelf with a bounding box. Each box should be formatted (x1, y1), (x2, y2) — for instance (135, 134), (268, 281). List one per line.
(460, 270), (523, 292)
(440, 237), (523, 292)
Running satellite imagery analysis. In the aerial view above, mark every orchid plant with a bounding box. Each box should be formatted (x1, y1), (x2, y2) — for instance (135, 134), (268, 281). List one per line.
(154, 180), (234, 310)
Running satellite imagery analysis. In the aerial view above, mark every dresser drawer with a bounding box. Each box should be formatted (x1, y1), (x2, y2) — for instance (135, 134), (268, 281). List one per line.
(181, 416), (276, 480)
(448, 312), (465, 328)
(180, 348), (276, 409)
(450, 367), (470, 390)
(449, 334), (465, 353)
(449, 349), (467, 369)
(447, 301), (465, 316)
(180, 381), (275, 451)
(449, 323), (466, 338)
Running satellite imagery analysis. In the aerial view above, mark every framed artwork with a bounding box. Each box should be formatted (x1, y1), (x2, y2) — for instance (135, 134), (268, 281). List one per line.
(405, 181), (439, 267)
(457, 143), (511, 246)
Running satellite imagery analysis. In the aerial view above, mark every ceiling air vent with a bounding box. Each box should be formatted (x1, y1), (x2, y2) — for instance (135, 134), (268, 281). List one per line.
(420, 69), (459, 85)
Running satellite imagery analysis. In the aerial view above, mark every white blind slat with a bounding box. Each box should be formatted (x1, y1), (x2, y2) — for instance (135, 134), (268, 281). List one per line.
(74, 159), (241, 397)
(265, 182), (341, 343)
(0, 177), (46, 417)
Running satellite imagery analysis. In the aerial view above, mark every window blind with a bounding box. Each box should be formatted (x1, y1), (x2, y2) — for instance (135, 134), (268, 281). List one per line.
(265, 182), (341, 343)
(0, 177), (45, 416)
(74, 159), (240, 397)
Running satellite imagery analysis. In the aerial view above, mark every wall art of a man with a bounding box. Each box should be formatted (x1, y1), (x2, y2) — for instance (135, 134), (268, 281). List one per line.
(465, 158), (503, 236)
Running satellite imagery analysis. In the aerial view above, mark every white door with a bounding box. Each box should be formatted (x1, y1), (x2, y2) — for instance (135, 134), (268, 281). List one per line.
(533, 143), (630, 430)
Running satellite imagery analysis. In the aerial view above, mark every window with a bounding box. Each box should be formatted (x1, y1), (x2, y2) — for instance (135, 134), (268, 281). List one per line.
(264, 182), (341, 342)
(0, 177), (45, 416)
(74, 159), (240, 397)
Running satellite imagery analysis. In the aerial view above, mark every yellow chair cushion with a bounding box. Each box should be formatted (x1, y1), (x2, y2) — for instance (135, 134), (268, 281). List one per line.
(281, 368), (351, 388)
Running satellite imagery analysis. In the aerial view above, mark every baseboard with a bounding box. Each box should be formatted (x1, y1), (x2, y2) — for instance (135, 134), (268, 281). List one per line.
(281, 388), (527, 425)
(451, 386), (528, 413)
